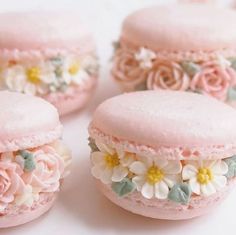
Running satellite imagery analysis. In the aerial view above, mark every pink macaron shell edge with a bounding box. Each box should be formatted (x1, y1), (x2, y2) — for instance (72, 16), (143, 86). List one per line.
(97, 179), (235, 220)
(0, 194), (57, 228)
(89, 91), (236, 160)
(0, 11), (95, 52)
(0, 91), (62, 153)
(121, 4), (236, 52)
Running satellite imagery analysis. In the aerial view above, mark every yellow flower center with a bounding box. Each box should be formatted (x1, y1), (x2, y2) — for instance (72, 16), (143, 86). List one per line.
(146, 166), (164, 185)
(104, 153), (120, 169)
(68, 63), (80, 75)
(197, 167), (214, 184)
(26, 67), (41, 84)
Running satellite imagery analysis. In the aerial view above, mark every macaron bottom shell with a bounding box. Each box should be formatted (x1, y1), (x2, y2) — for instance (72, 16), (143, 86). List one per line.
(97, 179), (234, 220)
(0, 193), (57, 228)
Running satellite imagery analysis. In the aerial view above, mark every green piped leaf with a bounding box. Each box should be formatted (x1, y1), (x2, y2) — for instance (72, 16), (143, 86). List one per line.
(224, 156), (236, 178)
(181, 61), (201, 77)
(19, 150), (36, 172)
(168, 183), (191, 205)
(135, 81), (147, 91)
(228, 57), (236, 70)
(111, 178), (136, 197)
(88, 137), (99, 152)
(227, 88), (236, 101)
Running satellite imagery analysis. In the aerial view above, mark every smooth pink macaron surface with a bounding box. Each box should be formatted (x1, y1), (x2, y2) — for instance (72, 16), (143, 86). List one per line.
(0, 11), (99, 116)
(0, 91), (71, 227)
(89, 91), (236, 219)
(112, 4), (236, 105)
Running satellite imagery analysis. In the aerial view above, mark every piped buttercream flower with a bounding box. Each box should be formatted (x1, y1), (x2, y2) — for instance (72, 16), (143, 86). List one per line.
(147, 61), (190, 91)
(182, 160), (228, 196)
(134, 47), (157, 69)
(91, 141), (135, 184)
(129, 156), (182, 199)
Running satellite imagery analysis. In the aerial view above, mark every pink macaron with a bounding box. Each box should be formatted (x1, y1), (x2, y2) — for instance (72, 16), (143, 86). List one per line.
(0, 91), (71, 227)
(89, 90), (236, 220)
(0, 11), (99, 116)
(112, 4), (236, 105)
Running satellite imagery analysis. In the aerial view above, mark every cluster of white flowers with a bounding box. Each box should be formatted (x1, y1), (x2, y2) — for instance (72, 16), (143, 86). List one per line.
(91, 140), (229, 200)
(0, 54), (99, 96)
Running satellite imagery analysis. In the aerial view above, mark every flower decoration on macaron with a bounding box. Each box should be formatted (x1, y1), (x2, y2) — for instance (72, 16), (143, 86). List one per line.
(182, 160), (228, 196)
(91, 141), (135, 184)
(129, 156), (182, 199)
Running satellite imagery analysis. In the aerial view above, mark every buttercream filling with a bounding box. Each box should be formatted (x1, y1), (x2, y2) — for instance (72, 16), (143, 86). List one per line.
(112, 45), (236, 102)
(0, 53), (99, 96)
(89, 138), (235, 205)
(0, 140), (71, 213)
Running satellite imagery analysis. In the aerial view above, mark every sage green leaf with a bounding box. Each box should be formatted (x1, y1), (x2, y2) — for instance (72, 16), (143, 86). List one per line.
(168, 183), (191, 205)
(228, 57), (236, 70)
(224, 156), (236, 178)
(227, 88), (236, 101)
(135, 81), (147, 91)
(88, 137), (99, 152)
(19, 150), (36, 172)
(111, 178), (136, 197)
(181, 61), (201, 77)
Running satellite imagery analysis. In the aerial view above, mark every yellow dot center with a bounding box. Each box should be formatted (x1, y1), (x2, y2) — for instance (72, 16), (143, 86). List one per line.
(197, 167), (213, 184)
(146, 166), (164, 185)
(68, 63), (80, 75)
(104, 154), (120, 169)
(26, 67), (41, 84)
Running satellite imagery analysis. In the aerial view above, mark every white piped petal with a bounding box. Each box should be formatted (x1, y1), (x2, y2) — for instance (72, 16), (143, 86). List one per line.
(212, 175), (227, 190)
(141, 182), (154, 199)
(129, 161), (147, 175)
(162, 161), (182, 174)
(182, 164), (198, 180)
(189, 178), (201, 195)
(111, 165), (128, 182)
(154, 181), (169, 199)
(132, 176), (146, 191)
(201, 182), (216, 196)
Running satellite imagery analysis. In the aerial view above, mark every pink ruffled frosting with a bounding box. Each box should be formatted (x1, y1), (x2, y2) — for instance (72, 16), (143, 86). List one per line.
(0, 140), (71, 213)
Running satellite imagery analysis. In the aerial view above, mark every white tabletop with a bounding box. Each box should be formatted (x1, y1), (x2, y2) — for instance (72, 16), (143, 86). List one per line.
(1, 0), (236, 234)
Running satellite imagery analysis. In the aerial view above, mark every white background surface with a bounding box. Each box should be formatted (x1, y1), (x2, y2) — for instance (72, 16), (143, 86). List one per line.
(1, 0), (236, 234)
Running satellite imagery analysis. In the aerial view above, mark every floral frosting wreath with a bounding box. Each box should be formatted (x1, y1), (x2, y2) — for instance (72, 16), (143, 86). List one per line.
(89, 138), (236, 204)
(112, 44), (236, 102)
(0, 53), (99, 96)
(0, 140), (71, 214)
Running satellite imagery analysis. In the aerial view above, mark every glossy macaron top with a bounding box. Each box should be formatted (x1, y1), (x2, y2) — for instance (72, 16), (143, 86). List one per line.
(0, 11), (95, 52)
(0, 91), (62, 152)
(121, 4), (236, 52)
(90, 91), (236, 159)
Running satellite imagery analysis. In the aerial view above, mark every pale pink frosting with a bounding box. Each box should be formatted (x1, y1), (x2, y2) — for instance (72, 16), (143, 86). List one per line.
(90, 91), (236, 159)
(147, 61), (189, 91)
(22, 146), (65, 193)
(0, 91), (62, 152)
(112, 49), (147, 90)
(0, 160), (24, 210)
(191, 61), (236, 101)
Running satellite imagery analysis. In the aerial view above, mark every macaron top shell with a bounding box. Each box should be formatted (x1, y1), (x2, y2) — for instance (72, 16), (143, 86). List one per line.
(0, 11), (95, 51)
(90, 91), (236, 159)
(121, 4), (236, 51)
(0, 91), (62, 152)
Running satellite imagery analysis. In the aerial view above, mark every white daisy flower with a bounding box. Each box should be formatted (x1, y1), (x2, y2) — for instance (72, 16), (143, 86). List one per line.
(91, 141), (135, 184)
(129, 156), (182, 199)
(182, 160), (228, 197)
(134, 47), (157, 69)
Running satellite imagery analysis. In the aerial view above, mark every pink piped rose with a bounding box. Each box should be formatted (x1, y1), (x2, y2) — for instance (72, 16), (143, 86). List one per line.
(190, 61), (236, 101)
(0, 153), (25, 211)
(112, 49), (147, 89)
(22, 146), (65, 193)
(147, 61), (190, 91)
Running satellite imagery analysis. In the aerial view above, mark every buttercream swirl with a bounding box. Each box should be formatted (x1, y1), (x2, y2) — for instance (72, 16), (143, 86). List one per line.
(112, 46), (236, 102)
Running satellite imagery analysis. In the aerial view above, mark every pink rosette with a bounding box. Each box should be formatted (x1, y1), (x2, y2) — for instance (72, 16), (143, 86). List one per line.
(0, 154), (25, 211)
(147, 61), (190, 91)
(22, 146), (65, 193)
(112, 49), (147, 90)
(190, 61), (236, 101)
